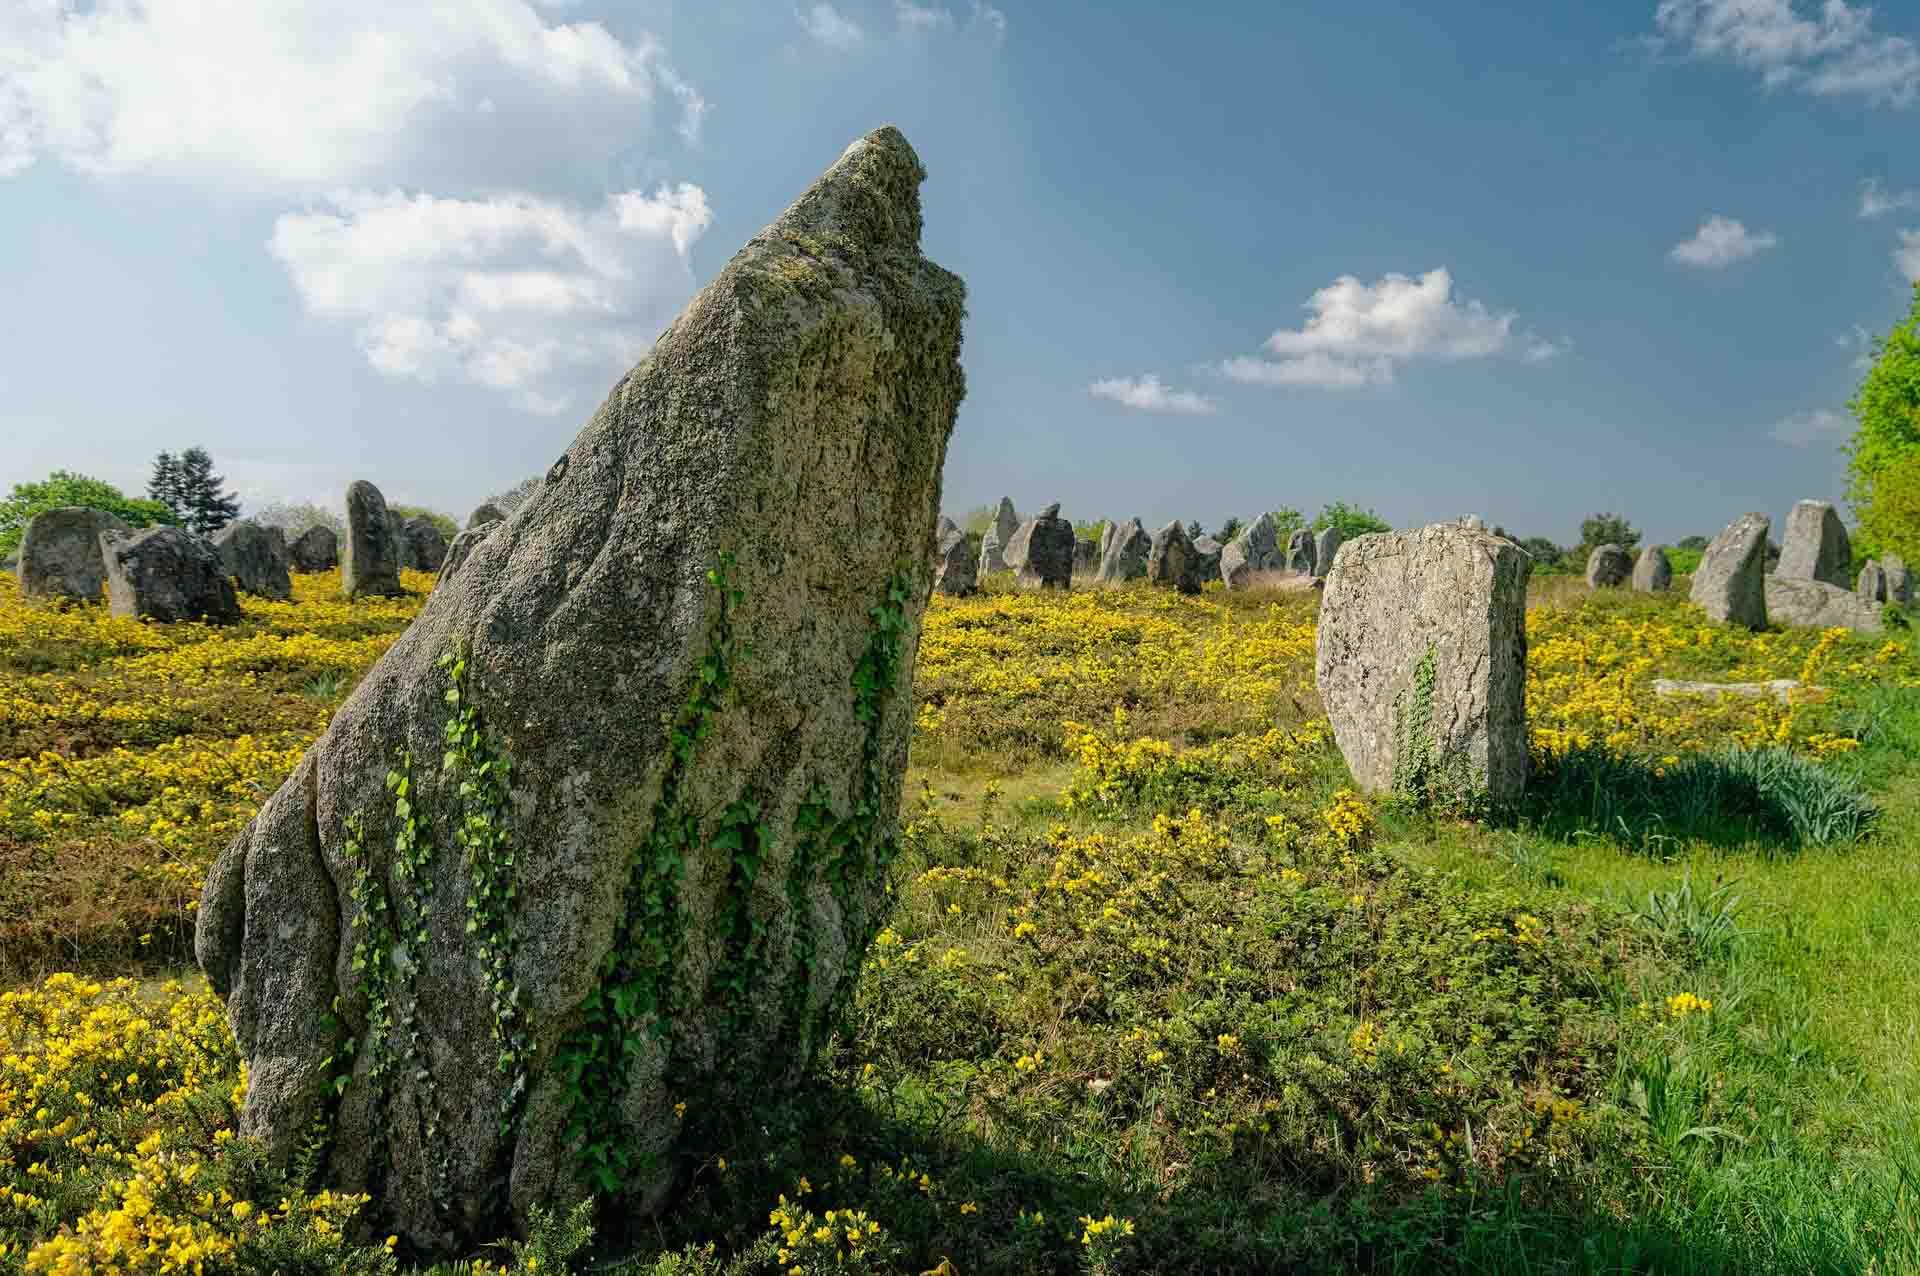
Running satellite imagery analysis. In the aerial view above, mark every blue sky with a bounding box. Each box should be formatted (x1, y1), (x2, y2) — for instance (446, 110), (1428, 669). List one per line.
(2, 0), (1916, 547)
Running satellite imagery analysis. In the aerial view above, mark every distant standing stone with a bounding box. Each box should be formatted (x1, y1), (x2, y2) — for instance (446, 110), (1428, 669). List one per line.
(935, 528), (980, 596)
(978, 497), (1019, 574)
(1098, 520), (1117, 563)
(1313, 526), (1345, 577)
(16, 507), (130, 601)
(1147, 520), (1202, 594)
(1776, 500), (1851, 587)
(1632, 545), (1673, 593)
(1884, 553), (1913, 606)
(467, 502), (506, 530)
(1315, 520), (1531, 806)
(1192, 535), (1223, 582)
(435, 525), (493, 589)
(1002, 519), (1036, 575)
(1220, 539), (1254, 590)
(402, 517), (449, 573)
(1690, 513), (1769, 629)
(1585, 543), (1632, 589)
(1074, 537), (1097, 574)
(1233, 512), (1282, 571)
(1096, 517), (1151, 584)
(213, 520), (293, 601)
(1016, 508), (1074, 589)
(343, 481), (406, 598)
(101, 527), (242, 624)
(288, 525), (339, 573)
(936, 515), (959, 542)
(993, 497), (1019, 546)
(1858, 560), (1887, 603)
(387, 510), (414, 570)
(1285, 528), (1316, 575)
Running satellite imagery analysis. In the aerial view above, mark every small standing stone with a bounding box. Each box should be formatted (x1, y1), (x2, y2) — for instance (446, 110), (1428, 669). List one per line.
(1285, 528), (1316, 575)
(1585, 544), (1633, 589)
(977, 498), (1019, 574)
(288, 526), (339, 573)
(1015, 505), (1074, 590)
(1313, 526), (1345, 578)
(1147, 520), (1202, 594)
(1191, 535), (1223, 582)
(1632, 545), (1673, 593)
(213, 520), (293, 601)
(1232, 512), (1282, 571)
(436, 525), (494, 589)
(402, 517), (449, 573)
(1776, 500), (1851, 587)
(343, 481), (406, 598)
(935, 528), (980, 596)
(1690, 513), (1769, 629)
(388, 509), (413, 570)
(1074, 537), (1097, 574)
(1315, 520), (1531, 806)
(1883, 553), (1913, 606)
(1858, 560), (1888, 603)
(1096, 518), (1151, 584)
(16, 507), (130, 601)
(1098, 520), (1117, 564)
(101, 527), (242, 624)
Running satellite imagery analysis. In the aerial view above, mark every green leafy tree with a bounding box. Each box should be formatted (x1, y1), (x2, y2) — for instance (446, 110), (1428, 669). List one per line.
(1847, 282), (1920, 555)
(1676, 534), (1710, 552)
(961, 504), (997, 537)
(1310, 501), (1391, 540)
(1074, 518), (1108, 544)
(162, 447), (241, 534)
(1268, 506), (1306, 543)
(1574, 512), (1640, 560)
(1858, 451), (1920, 566)
(0, 471), (177, 557)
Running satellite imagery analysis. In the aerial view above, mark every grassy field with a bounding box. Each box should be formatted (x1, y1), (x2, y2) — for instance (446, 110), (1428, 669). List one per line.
(1, 568), (1917, 1274)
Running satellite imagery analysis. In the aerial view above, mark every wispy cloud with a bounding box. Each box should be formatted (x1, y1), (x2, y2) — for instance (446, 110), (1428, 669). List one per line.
(893, 0), (1006, 40)
(1219, 268), (1524, 389)
(1899, 229), (1920, 280)
(1769, 408), (1851, 446)
(1668, 214), (1779, 267)
(1089, 374), (1218, 415)
(1860, 177), (1920, 218)
(797, 3), (865, 50)
(1837, 324), (1876, 372)
(1652, 0), (1920, 108)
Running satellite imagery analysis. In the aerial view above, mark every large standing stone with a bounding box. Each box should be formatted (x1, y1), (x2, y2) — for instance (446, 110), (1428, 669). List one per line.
(1315, 521), (1531, 806)
(1858, 560), (1888, 603)
(468, 502), (506, 530)
(1884, 553), (1913, 606)
(288, 525), (339, 573)
(213, 520), (293, 601)
(1764, 576), (1884, 634)
(1146, 520), (1202, 594)
(1096, 518), (1151, 584)
(935, 528), (979, 596)
(1014, 504), (1073, 589)
(1191, 535), (1223, 582)
(16, 507), (131, 601)
(101, 527), (242, 624)
(1632, 545), (1673, 593)
(1690, 513), (1769, 629)
(1313, 527), (1344, 577)
(343, 482), (406, 598)
(1776, 500), (1851, 587)
(194, 126), (966, 1254)
(403, 517), (450, 574)
(1584, 544), (1632, 589)
(1284, 528), (1316, 576)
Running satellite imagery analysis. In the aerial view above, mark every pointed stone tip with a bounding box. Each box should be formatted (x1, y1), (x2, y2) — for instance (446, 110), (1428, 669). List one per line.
(776, 124), (931, 252)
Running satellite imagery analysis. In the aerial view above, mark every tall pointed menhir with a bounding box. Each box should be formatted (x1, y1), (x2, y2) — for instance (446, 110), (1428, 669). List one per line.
(195, 126), (967, 1254)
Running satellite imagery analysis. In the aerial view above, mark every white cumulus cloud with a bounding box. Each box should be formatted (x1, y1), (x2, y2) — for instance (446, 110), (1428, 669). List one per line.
(267, 183), (712, 413)
(1652, 0), (1920, 106)
(1668, 214), (1779, 267)
(0, 0), (707, 189)
(1769, 408), (1851, 446)
(1219, 268), (1521, 389)
(1088, 374), (1218, 415)
(798, 4), (866, 49)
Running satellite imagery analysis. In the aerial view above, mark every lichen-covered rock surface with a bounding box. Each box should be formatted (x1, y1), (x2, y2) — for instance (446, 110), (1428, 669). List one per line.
(213, 519), (293, 600)
(1147, 520), (1201, 594)
(102, 526), (242, 624)
(1315, 523), (1531, 806)
(1584, 543), (1632, 589)
(343, 482), (405, 598)
(289, 524), (339, 573)
(1690, 512), (1769, 629)
(17, 507), (129, 600)
(1776, 499), (1850, 586)
(935, 527), (978, 596)
(1014, 505), (1074, 590)
(1095, 517), (1150, 584)
(1632, 545), (1672, 593)
(195, 125), (966, 1255)
(403, 516), (449, 573)
(1764, 576), (1884, 634)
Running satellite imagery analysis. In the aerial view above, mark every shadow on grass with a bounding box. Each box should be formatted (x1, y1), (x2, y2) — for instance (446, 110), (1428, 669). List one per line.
(587, 1076), (1881, 1276)
(1519, 745), (1877, 857)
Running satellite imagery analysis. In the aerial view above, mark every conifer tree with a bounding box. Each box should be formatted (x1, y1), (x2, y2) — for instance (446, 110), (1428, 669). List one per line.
(174, 447), (241, 534)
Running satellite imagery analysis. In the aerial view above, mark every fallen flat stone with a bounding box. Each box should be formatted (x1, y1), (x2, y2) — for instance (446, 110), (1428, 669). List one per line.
(197, 125), (966, 1254)
(1689, 512), (1769, 629)
(102, 526), (242, 624)
(1651, 678), (1824, 704)
(1316, 520), (1530, 806)
(17, 507), (131, 601)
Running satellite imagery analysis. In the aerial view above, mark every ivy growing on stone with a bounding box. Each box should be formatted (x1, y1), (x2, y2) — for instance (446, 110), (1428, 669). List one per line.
(1391, 643), (1485, 815)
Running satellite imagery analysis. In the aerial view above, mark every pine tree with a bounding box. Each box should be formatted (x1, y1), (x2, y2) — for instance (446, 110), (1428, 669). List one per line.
(174, 447), (241, 534)
(148, 452), (184, 523)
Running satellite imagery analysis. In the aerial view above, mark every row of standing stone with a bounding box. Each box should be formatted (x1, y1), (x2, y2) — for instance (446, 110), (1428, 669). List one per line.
(10, 481), (503, 622)
(933, 500), (1344, 597)
(1685, 500), (1906, 635)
